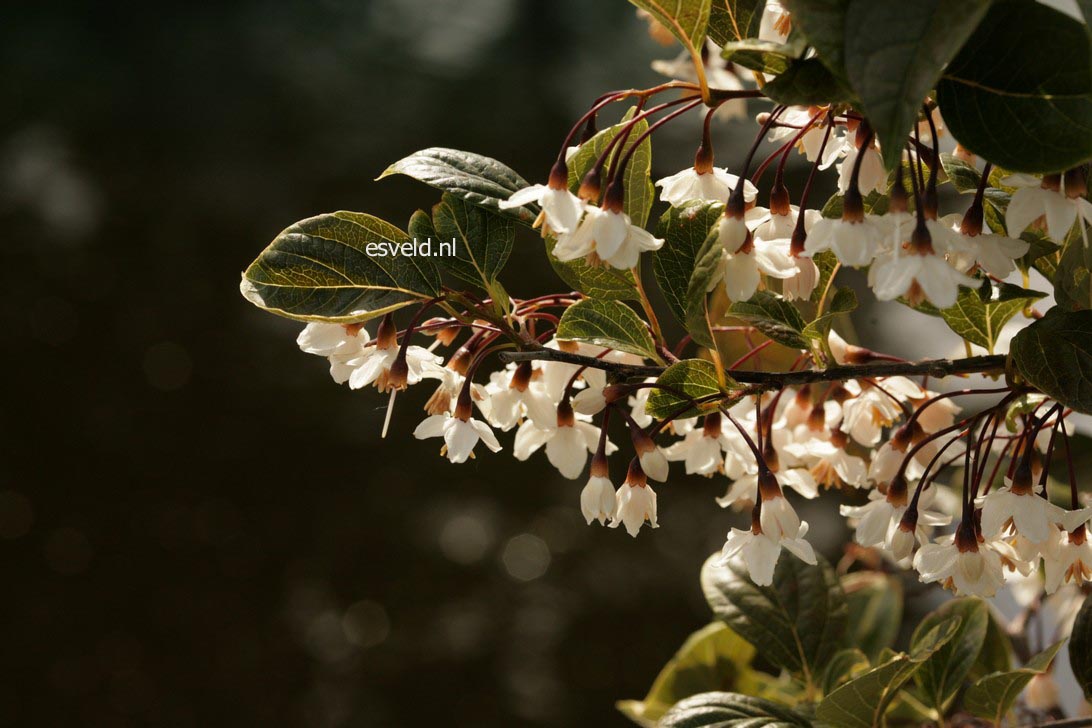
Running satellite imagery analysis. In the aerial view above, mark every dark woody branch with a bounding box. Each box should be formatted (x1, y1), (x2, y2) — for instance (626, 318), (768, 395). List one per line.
(498, 348), (1010, 390)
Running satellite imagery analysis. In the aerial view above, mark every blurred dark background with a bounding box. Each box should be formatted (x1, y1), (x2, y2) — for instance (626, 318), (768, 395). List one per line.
(0, 2), (900, 726)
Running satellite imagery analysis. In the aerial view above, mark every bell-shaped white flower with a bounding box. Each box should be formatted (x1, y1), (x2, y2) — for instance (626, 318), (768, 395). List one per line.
(297, 322), (373, 384)
(1044, 526), (1092, 594)
(804, 215), (886, 267)
(414, 410), (502, 464)
(554, 205), (663, 269)
(1004, 172), (1092, 241)
(977, 473), (1065, 544)
(914, 525), (1008, 597)
(479, 363), (556, 431)
(870, 226), (977, 309)
(837, 145), (886, 196)
(580, 475), (617, 526)
(501, 182), (585, 234)
(655, 168), (757, 206)
(718, 520), (816, 586)
(941, 212), (1030, 278)
(610, 460), (658, 537)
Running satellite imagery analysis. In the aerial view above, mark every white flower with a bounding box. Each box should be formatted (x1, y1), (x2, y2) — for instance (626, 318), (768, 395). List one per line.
(580, 475), (617, 526)
(758, 0), (790, 43)
(784, 435), (868, 488)
(656, 168), (758, 206)
(759, 490), (801, 541)
(297, 322), (374, 384)
(715, 215), (797, 302)
(719, 520), (817, 586)
(1005, 172), (1092, 241)
(554, 206), (663, 269)
(479, 364), (556, 431)
(978, 485), (1065, 543)
(914, 533), (1007, 597)
(1044, 527), (1092, 594)
(837, 145), (886, 196)
(663, 428), (724, 476)
(804, 215), (886, 267)
(840, 381), (906, 447)
(414, 412), (502, 463)
(511, 416), (613, 480)
(870, 244), (978, 309)
(766, 108), (848, 170)
(346, 340), (440, 392)
(500, 183), (584, 234)
(942, 212), (1029, 277)
(840, 486), (950, 553)
(611, 482), (658, 537)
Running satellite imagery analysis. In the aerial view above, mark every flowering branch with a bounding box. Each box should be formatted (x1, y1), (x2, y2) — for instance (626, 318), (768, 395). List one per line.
(498, 348), (1008, 389)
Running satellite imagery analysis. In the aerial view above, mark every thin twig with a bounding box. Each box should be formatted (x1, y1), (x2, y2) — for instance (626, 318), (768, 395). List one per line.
(497, 348), (1008, 390)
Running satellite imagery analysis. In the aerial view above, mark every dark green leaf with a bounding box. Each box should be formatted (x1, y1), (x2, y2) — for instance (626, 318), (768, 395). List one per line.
(379, 148), (535, 224)
(965, 640), (1063, 723)
(841, 571), (902, 663)
(968, 609), (1014, 682)
(819, 648), (869, 695)
(911, 597), (990, 713)
(646, 359), (728, 420)
(241, 211), (440, 323)
(762, 58), (857, 107)
(616, 622), (759, 726)
(809, 250), (839, 305)
(568, 108), (655, 227)
(1010, 307), (1092, 415)
(1054, 223), (1092, 312)
(708, 0), (764, 45)
(801, 286), (857, 342)
(780, 0), (849, 78)
(728, 291), (810, 350)
(431, 193), (514, 289)
(684, 226), (726, 348)
(937, 0), (1092, 174)
(816, 618), (960, 728)
(700, 552), (847, 677)
(659, 692), (812, 728)
(939, 282), (1045, 354)
(820, 190), (888, 218)
(545, 236), (639, 300)
(939, 153), (984, 194)
(843, 0), (991, 170)
(556, 299), (660, 362)
(654, 201), (723, 325)
(1071, 594), (1092, 700)
(629, 0), (712, 49)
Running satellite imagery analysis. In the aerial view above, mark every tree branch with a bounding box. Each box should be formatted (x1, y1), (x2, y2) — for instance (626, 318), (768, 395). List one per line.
(498, 348), (1008, 389)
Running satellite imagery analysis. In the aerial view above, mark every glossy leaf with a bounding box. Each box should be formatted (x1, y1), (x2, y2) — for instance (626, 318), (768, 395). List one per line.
(1010, 307), (1092, 415)
(616, 622), (760, 727)
(567, 109), (655, 227)
(937, 0), (1092, 174)
(1054, 223), (1092, 312)
(728, 291), (810, 350)
(684, 225), (726, 348)
(379, 148), (535, 224)
(801, 286), (857, 343)
(241, 211), (440, 323)
(964, 640), (1064, 723)
(700, 552), (847, 677)
(1071, 594), (1092, 700)
(431, 193), (514, 289)
(556, 299), (660, 362)
(843, 0), (991, 170)
(629, 0), (712, 49)
(816, 618), (960, 728)
(911, 597), (989, 713)
(658, 692), (812, 728)
(545, 236), (639, 300)
(841, 571), (902, 663)
(654, 201), (722, 325)
(819, 648), (869, 695)
(780, 0), (849, 78)
(646, 359), (728, 420)
(721, 36), (805, 75)
(939, 281), (1045, 354)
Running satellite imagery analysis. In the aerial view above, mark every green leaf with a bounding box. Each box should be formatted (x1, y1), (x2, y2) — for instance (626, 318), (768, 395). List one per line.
(964, 640), (1064, 723)
(968, 608), (1014, 682)
(379, 148), (535, 225)
(629, 0), (712, 49)
(654, 201), (723, 325)
(616, 622), (760, 727)
(545, 236), (639, 300)
(841, 571), (902, 663)
(1054, 223), (1092, 312)
(809, 250), (839, 305)
(939, 281), (1045, 354)
(843, 0), (991, 170)
(556, 299), (660, 362)
(684, 225), (726, 349)
(240, 211), (440, 323)
(939, 153), (985, 194)
(1071, 594), (1092, 700)
(700, 552), (847, 678)
(780, 0), (849, 77)
(1005, 392), (1049, 433)
(762, 58), (857, 107)
(815, 618), (961, 728)
(819, 648), (869, 695)
(911, 597), (990, 713)
(820, 190), (888, 218)
(1010, 307), (1092, 415)
(801, 287), (857, 343)
(936, 0), (1092, 174)
(431, 193), (514, 290)
(658, 692), (812, 728)
(646, 359), (728, 420)
(728, 291), (810, 350)
(707, 0), (764, 45)
(721, 37), (805, 75)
